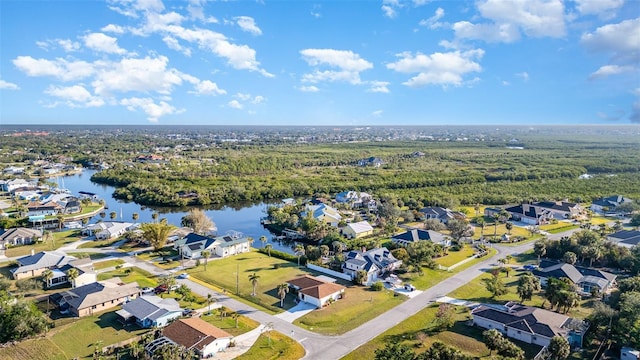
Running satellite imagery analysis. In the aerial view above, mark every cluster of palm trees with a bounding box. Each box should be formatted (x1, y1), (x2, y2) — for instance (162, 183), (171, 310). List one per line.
(41, 267), (79, 288)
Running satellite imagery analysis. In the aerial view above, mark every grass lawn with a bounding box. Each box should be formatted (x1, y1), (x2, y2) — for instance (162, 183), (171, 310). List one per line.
(460, 205), (486, 218)
(5, 230), (81, 257)
(474, 223), (530, 240)
(540, 222), (579, 233)
(589, 216), (619, 225)
(97, 266), (158, 288)
(93, 259), (125, 270)
(435, 246), (476, 267)
(399, 248), (497, 290)
(161, 291), (207, 308)
(237, 331), (305, 360)
(77, 238), (122, 249)
(0, 338), (66, 360)
(188, 251), (320, 313)
(49, 310), (149, 359)
(342, 304), (541, 360)
(200, 310), (260, 337)
(136, 249), (182, 269)
(293, 285), (404, 335)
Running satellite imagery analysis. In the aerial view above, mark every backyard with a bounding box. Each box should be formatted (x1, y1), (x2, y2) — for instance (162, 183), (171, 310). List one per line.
(200, 310), (260, 337)
(97, 266), (158, 288)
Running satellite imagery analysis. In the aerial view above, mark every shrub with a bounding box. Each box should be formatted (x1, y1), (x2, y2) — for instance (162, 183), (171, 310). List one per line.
(371, 281), (384, 291)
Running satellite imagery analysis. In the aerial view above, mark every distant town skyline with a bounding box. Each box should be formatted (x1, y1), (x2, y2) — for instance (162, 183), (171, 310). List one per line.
(1, 0), (639, 126)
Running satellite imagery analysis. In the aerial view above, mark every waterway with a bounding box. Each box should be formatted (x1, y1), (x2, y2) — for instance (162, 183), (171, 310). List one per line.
(56, 170), (296, 253)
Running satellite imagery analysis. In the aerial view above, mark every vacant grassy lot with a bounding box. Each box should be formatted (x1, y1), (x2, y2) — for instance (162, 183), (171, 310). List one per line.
(342, 304), (541, 360)
(5, 230), (81, 257)
(200, 310), (260, 337)
(0, 338), (66, 360)
(77, 237), (122, 249)
(93, 259), (125, 270)
(237, 331), (305, 360)
(293, 285), (404, 335)
(188, 251), (319, 312)
(399, 248), (497, 290)
(49, 310), (148, 359)
(540, 222), (579, 233)
(434, 246), (476, 267)
(474, 222), (530, 240)
(97, 266), (157, 288)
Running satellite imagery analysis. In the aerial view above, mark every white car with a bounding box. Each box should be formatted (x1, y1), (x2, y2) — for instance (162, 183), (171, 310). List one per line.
(141, 287), (154, 294)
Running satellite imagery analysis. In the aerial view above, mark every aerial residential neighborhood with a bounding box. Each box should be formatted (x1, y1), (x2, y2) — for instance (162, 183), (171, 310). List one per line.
(0, 126), (639, 360)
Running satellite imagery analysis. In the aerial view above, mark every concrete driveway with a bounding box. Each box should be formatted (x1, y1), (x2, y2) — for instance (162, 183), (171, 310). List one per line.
(274, 302), (316, 323)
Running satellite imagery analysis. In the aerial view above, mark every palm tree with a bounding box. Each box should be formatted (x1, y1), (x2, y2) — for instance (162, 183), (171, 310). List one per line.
(492, 213), (500, 239)
(66, 268), (79, 288)
(265, 244), (273, 257)
(201, 250), (211, 271)
(129, 342), (144, 360)
(206, 293), (215, 315)
(505, 222), (513, 235)
(56, 214), (65, 231)
(109, 211), (117, 220)
(260, 235), (267, 246)
(534, 240), (547, 264)
(248, 272), (260, 296)
(477, 217), (486, 237)
(42, 269), (54, 288)
(43, 230), (54, 250)
(277, 283), (289, 307)
(132, 212), (139, 222)
(232, 312), (240, 328)
(294, 244), (305, 267)
(151, 212), (159, 223)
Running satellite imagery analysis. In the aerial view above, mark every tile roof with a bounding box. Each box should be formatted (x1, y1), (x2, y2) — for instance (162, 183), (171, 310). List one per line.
(287, 275), (345, 300)
(163, 318), (232, 351)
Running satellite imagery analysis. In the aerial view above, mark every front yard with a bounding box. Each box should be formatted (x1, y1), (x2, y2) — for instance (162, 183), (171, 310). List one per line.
(200, 310), (260, 337)
(238, 330), (305, 360)
(97, 266), (157, 288)
(4, 230), (81, 257)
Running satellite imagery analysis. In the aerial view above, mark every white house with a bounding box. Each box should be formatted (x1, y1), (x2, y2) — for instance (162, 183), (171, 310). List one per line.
(147, 318), (233, 358)
(175, 233), (251, 259)
(303, 204), (342, 227)
(83, 221), (133, 239)
(287, 275), (345, 308)
(471, 302), (588, 348)
(342, 248), (402, 284)
(118, 295), (182, 328)
(342, 221), (374, 239)
(335, 191), (374, 209)
(0, 228), (42, 253)
(214, 235), (251, 258)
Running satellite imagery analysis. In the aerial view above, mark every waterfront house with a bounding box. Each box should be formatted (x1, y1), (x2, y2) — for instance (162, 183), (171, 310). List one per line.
(303, 203), (342, 227)
(287, 275), (345, 308)
(175, 232), (251, 259)
(26, 201), (62, 217)
(335, 191), (374, 209)
(342, 247), (402, 284)
(82, 221), (134, 239)
(471, 301), (588, 347)
(117, 295), (182, 328)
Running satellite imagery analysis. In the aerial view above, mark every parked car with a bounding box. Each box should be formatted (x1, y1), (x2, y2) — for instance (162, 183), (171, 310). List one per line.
(523, 264), (537, 271)
(141, 287), (154, 294)
(404, 283), (416, 292)
(154, 285), (168, 294)
(177, 273), (189, 279)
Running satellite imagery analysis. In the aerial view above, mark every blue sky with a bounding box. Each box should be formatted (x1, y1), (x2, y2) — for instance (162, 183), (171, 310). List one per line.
(1, 0), (639, 125)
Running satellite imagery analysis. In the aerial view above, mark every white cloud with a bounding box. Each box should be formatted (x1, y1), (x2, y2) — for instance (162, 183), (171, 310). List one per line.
(387, 49), (484, 87)
(0, 79), (19, 90)
(502, 80), (510, 86)
(372, 110), (383, 117)
(228, 100), (243, 109)
(235, 16), (262, 35)
(581, 18), (640, 55)
(454, 0), (565, 43)
(516, 71), (530, 81)
(101, 24), (126, 34)
(235, 93), (252, 101)
(382, 0), (401, 18)
(83, 33), (127, 54)
(453, 22), (520, 43)
(44, 85), (104, 107)
(162, 36), (191, 56)
(420, 7), (445, 29)
(299, 85), (319, 92)
(120, 97), (180, 122)
(91, 56), (184, 96)
(368, 81), (390, 93)
(574, 0), (624, 18)
(13, 56), (95, 81)
(300, 49), (373, 85)
(36, 39), (81, 52)
(252, 95), (265, 104)
(589, 65), (635, 79)
(191, 80), (226, 95)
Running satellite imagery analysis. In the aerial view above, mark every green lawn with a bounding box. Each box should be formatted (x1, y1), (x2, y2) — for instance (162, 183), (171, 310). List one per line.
(474, 222), (530, 240)
(97, 266), (157, 288)
(237, 331), (305, 360)
(589, 216), (619, 225)
(5, 230), (81, 257)
(435, 246), (476, 267)
(188, 251), (320, 313)
(136, 249), (182, 269)
(540, 222), (579, 233)
(293, 285), (404, 335)
(0, 338), (66, 360)
(93, 259), (125, 270)
(342, 304), (541, 360)
(49, 310), (148, 359)
(77, 238), (122, 249)
(399, 248), (497, 290)
(200, 310), (260, 337)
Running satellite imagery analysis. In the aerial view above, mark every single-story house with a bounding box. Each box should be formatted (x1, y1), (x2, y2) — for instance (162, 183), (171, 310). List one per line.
(287, 275), (345, 308)
(51, 279), (140, 317)
(357, 157), (384, 167)
(82, 221), (133, 239)
(419, 207), (466, 224)
(391, 229), (450, 247)
(303, 204), (342, 227)
(342, 247), (402, 284)
(117, 295), (182, 328)
(10, 251), (76, 280)
(532, 260), (616, 295)
(343, 221), (374, 239)
(0, 227), (42, 251)
(471, 301), (588, 347)
(590, 195), (632, 214)
(150, 318), (233, 358)
(175, 233), (251, 259)
(494, 201), (583, 225)
(53, 257), (97, 288)
(607, 230), (640, 248)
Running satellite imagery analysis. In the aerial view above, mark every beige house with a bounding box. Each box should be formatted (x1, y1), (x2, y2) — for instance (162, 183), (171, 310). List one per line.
(287, 275), (345, 308)
(10, 251), (76, 280)
(342, 221), (374, 239)
(147, 318), (233, 358)
(51, 279), (140, 317)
